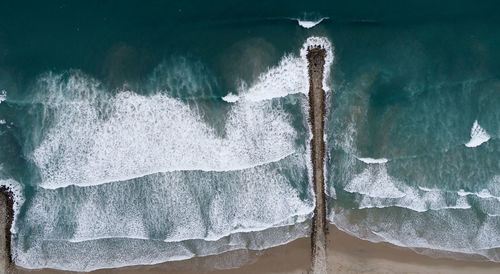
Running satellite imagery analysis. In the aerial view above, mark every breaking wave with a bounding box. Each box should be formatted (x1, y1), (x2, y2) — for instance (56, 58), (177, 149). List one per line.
(331, 206), (500, 262)
(31, 72), (298, 189)
(295, 17), (329, 29)
(15, 38), (320, 271)
(343, 162), (473, 212)
(326, 70), (500, 261)
(0, 90), (6, 104)
(240, 36), (333, 102)
(16, 154), (314, 271)
(465, 120), (490, 147)
(356, 157), (388, 164)
(222, 92), (239, 103)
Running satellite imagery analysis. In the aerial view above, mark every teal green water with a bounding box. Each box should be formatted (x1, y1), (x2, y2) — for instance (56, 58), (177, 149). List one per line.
(0, 0), (499, 270)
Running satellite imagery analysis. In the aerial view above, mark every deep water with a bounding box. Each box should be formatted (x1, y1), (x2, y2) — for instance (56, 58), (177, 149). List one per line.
(0, 0), (499, 270)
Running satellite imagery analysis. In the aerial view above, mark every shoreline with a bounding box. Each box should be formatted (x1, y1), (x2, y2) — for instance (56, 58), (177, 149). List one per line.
(17, 224), (500, 274)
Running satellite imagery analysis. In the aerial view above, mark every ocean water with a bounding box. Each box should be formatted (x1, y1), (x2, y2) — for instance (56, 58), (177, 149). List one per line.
(0, 0), (499, 271)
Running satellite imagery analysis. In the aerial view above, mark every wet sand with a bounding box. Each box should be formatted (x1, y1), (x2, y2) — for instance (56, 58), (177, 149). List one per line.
(16, 223), (500, 274)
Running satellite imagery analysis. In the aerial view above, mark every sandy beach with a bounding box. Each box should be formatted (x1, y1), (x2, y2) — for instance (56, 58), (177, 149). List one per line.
(15, 223), (500, 274)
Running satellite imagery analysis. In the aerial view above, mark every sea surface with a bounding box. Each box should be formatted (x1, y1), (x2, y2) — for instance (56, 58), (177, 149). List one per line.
(0, 1), (499, 271)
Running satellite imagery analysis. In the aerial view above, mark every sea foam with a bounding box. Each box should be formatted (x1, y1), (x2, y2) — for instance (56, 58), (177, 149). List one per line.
(0, 90), (6, 104)
(20, 39), (319, 270)
(344, 162), (474, 212)
(32, 72), (298, 189)
(222, 92), (239, 103)
(242, 37), (333, 102)
(465, 120), (490, 147)
(344, 164), (406, 199)
(356, 157), (389, 164)
(16, 154), (314, 271)
(296, 17), (328, 29)
(331, 206), (500, 262)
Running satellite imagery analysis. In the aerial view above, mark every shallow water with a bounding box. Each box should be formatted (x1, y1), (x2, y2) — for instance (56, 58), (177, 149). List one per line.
(0, 1), (499, 271)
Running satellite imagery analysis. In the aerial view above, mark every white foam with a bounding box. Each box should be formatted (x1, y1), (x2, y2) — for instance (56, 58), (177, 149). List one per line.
(15, 220), (312, 272)
(465, 120), (490, 147)
(331, 207), (500, 262)
(296, 17), (328, 29)
(345, 164), (472, 212)
(17, 154), (314, 271)
(0, 120), (5, 125)
(27, 155), (314, 244)
(458, 189), (500, 201)
(418, 186), (441, 192)
(356, 157), (388, 164)
(222, 92), (239, 103)
(242, 54), (308, 102)
(242, 36), (333, 102)
(32, 72), (299, 189)
(0, 90), (6, 104)
(358, 188), (472, 212)
(344, 165), (406, 199)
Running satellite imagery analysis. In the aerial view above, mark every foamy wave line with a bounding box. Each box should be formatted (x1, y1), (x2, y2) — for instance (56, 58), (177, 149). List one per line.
(17, 220), (312, 272)
(465, 120), (490, 148)
(51, 208), (313, 244)
(40, 151), (296, 190)
(330, 210), (500, 262)
(356, 157), (388, 164)
(370, 230), (500, 257)
(241, 36), (333, 102)
(344, 164), (477, 212)
(222, 92), (239, 103)
(295, 17), (329, 29)
(353, 185), (473, 212)
(0, 90), (6, 104)
(357, 202), (472, 212)
(418, 186), (500, 203)
(458, 189), (500, 201)
(33, 72), (299, 189)
(418, 186), (441, 192)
